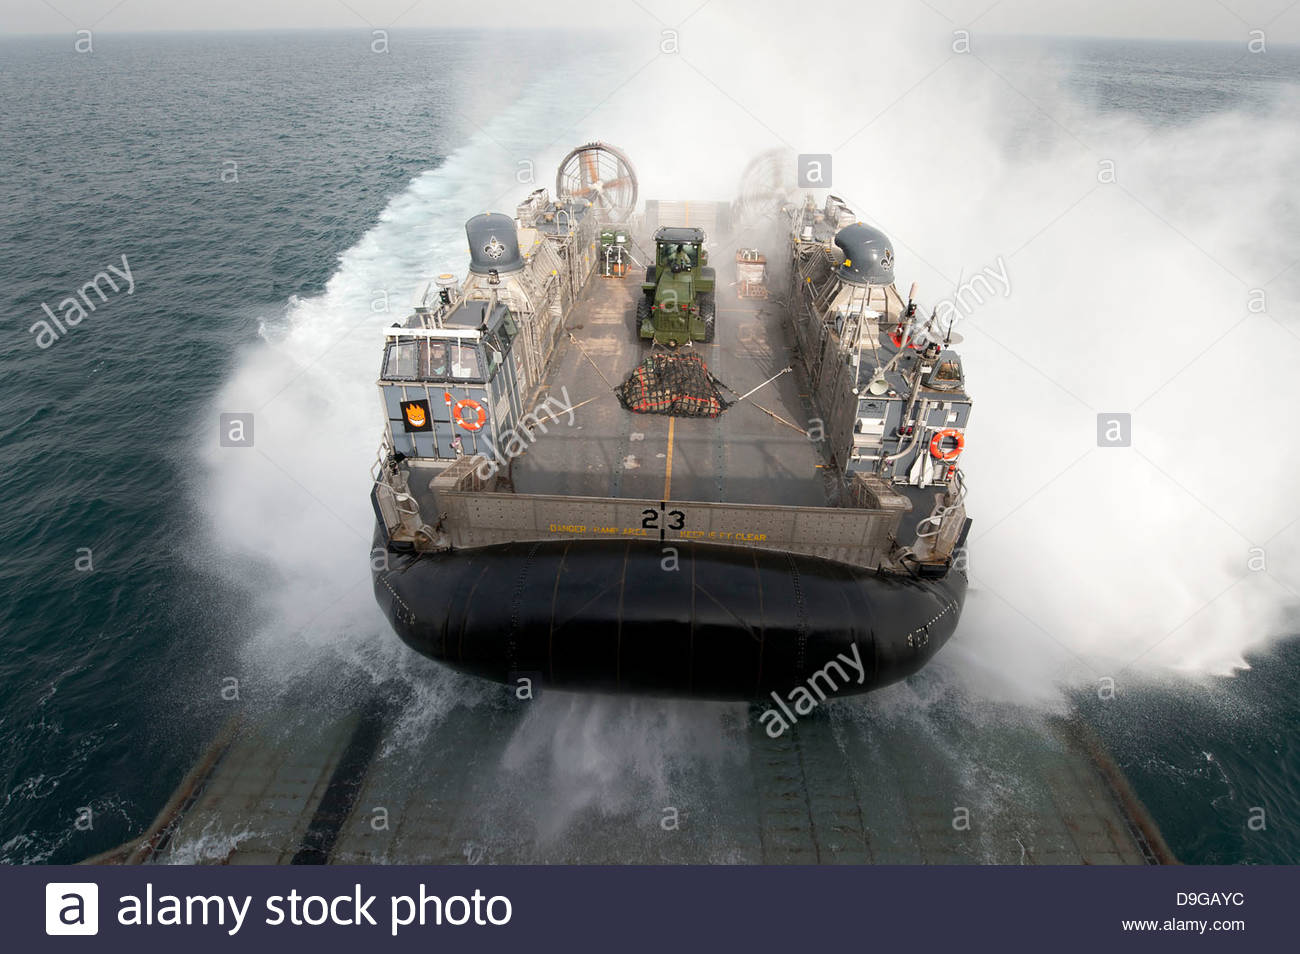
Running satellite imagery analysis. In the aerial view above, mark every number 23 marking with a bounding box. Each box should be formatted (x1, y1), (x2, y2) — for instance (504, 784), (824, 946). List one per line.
(642, 507), (686, 532)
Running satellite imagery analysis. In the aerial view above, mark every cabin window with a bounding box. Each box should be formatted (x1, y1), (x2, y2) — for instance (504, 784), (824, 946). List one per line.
(499, 312), (519, 346)
(484, 333), (504, 377)
(447, 341), (484, 381)
(383, 340), (420, 380)
(423, 341), (449, 379)
(660, 242), (698, 269)
(385, 339), (487, 381)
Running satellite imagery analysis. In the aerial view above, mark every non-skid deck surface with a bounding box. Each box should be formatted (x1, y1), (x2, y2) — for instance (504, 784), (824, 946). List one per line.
(514, 275), (828, 507)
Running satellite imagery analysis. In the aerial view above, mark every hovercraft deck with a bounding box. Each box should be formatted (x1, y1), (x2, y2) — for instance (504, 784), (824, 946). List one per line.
(510, 276), (829, 508)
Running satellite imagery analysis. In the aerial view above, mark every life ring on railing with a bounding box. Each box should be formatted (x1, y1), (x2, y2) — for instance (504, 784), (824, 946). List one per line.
(929, 428), (965, 462)
(453, 399), (487, 432)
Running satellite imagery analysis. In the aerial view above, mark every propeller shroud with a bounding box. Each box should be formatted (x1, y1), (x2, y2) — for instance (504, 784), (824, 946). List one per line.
(555, 142), (639, 223)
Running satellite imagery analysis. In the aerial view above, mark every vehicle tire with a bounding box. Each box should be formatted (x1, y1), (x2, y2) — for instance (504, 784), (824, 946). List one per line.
(636, 295), (651, 340)
(699, 292), (716, 343)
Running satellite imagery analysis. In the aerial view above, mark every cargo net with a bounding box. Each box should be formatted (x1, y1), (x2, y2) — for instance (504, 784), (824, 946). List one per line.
(616, 352), (731, 418)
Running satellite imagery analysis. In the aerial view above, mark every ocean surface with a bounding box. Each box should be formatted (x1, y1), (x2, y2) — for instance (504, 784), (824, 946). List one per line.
(0, 29), (1297, 865)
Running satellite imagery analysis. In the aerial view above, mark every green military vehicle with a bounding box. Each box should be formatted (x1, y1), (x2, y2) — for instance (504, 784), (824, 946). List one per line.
(635, 226), (716, 346)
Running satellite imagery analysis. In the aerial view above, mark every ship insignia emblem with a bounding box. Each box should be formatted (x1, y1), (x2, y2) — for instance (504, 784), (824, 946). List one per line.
(400, 399), (433, 432)
(483, 236), (506, 260)
(881, 249), (894, 270)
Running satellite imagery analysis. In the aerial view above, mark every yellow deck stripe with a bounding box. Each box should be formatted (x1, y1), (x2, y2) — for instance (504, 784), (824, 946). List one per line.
(663, 416), (676, 501)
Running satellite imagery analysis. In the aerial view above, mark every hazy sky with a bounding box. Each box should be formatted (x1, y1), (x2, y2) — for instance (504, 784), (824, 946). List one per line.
(1, 0), (1298, 43)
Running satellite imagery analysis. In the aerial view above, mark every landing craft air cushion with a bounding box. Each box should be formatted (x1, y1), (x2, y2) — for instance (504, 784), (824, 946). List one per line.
(88, 147), (1177, 868)
(370, 142), (973, 700)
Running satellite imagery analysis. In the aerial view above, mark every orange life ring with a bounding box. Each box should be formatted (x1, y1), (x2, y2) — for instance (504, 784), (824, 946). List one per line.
(929, 428), (964, 462)
(452, 398), (487, 432)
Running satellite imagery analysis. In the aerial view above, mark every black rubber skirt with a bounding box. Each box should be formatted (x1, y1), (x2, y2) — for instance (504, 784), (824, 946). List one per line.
(373, 534), (966, 701)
